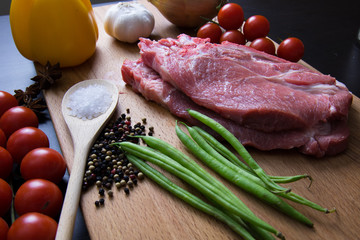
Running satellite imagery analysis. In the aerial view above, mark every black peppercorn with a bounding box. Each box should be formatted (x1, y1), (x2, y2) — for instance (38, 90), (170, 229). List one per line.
(99, 188), (105, 196)
(84, 111), (153, 205)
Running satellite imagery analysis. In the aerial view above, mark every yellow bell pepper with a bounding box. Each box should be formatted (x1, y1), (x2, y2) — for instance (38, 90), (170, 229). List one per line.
(10, 0), (99, 68)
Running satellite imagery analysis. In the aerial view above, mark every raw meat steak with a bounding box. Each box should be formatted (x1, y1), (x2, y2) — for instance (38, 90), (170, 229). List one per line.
(121, 58), (350, 157)
(138, 34), (352, 133)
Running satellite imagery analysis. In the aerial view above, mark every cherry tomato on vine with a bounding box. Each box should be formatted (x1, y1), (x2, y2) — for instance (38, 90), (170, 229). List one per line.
(7, 212), (57, 240)
(220, 30), (246, 45)
(14, 179), (63, 218)
(0, 147), (13, 180)
(0, 178), (12, 217)
(249, 37), (276, 55)
(197, 22), (222, 43)
(0, 129), (6, 148)
(21, 148), (66, 184)
(243, 15), (270, 41)
(277, 37), (305, 62)
(0, 217), (9, 240)
(0, 106), (38, 138)
(217, 3), (244, 30)
(6, 127), (49, 164)
(0, 91), (18, 117)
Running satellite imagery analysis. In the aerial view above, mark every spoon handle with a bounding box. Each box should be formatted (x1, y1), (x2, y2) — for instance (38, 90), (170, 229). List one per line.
(56, 141), (91, 240)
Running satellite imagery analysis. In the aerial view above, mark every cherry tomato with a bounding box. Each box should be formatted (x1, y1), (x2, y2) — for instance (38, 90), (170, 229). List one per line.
(0, 106), (38, 138)
(243, 15), (270, 41)
(217, 3), (244, 30)
(277, 37), (305, 62)
(14, 179), (63, 218)
(197, 22), (222, 43)
(7, 212), (57, 240)
(249, 37), (276, 55)
(0, 129), (6, 148)
(0, 179), (12, 217)
(21, 148), (66, 184)
(0, 217), (9, 240)
(220, 30), (246, 45)
(0, 147), (13, 180)
(6, 127), (49, 164)
(0, 91), (18, 117)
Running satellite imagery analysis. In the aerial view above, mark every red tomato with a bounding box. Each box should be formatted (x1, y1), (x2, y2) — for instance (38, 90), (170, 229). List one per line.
(0, 129), (5, 148)
(0, 217), (9, 240)
(7, 212), (57, 240)
(6, 127), (49, 164)
(14, 179), (63, 218)
(0, 179), (12, 217)
(217, 3), (244, 30)
(277, 37), (305, 62)
(243, 15), (270, 41)
(0, 91), (18, 117)
(249, 37), (276, 55)
(220, 30), (246, 45)
(197, 22), (222, 43)
(21, 148), (66, 184)
(0, 106), (38, 138)
(0, 147), (13, 180)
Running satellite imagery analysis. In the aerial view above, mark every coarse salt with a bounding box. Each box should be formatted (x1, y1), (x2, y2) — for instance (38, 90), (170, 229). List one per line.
(66, 84), (113, 120)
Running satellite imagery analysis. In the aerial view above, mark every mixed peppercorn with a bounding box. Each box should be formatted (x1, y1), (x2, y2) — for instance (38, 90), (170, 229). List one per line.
(81, 110), (152, 207)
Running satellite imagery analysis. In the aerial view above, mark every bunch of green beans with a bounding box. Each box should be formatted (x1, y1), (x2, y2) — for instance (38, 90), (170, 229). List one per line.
(111, 109), (335, 239)
(113, 141), (284, 239)
(186, 109), (335, 214)
(126, 154), (256, 240)
(175, 123), (313, 226)
(192, 126), (312, 186)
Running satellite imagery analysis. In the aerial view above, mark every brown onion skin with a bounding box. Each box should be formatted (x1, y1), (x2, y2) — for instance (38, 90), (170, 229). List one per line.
(149, 0), (223, 28)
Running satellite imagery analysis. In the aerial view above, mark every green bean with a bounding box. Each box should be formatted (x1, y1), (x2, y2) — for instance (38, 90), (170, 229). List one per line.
(193, 126), (312, 185)
(277, 192), (335, 213)
(270, 175), (313, 186)
(115, 142), (284, 239)
(187, 109), (290, 194)
(126, 154), (256, 240)
(177, 123), (313, 227)
(193, 126), (253, 173)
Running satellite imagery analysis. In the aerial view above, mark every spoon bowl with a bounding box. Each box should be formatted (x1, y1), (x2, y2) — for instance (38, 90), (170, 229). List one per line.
(56, 79), (118, 240)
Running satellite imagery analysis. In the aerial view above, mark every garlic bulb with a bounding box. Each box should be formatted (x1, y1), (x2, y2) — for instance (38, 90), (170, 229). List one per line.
(104, 2), (155, 43)
(149, 0), (222, 28)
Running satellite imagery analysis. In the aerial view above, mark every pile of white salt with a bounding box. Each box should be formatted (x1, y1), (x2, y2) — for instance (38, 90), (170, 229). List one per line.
(66, 84), (113, 120)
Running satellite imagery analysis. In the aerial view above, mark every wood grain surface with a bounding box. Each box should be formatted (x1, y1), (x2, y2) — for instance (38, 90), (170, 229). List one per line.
(41, 1), (360, 239)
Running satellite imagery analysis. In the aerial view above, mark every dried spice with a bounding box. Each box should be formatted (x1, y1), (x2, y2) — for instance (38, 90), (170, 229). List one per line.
(82, 112), (152, 206)
(13, 62), (62, 118)
(31, 61), (62, 89)
(22, 97), (47, 113)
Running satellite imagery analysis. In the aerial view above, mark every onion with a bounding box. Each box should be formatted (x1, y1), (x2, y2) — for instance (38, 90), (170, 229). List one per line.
(149, 0), (223, 28)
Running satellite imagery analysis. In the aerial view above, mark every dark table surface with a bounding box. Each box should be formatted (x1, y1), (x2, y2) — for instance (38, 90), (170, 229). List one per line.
(0, 0), (359, 239)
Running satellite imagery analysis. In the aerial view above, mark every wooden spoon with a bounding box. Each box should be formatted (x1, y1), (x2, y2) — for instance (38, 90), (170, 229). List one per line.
(56, 79), (119, 240)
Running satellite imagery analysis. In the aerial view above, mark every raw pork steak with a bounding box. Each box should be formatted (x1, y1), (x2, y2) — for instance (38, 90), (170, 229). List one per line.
(139, 34), (352, 133)
(122, 58), (350, 157)
(121, 34), (353, 157)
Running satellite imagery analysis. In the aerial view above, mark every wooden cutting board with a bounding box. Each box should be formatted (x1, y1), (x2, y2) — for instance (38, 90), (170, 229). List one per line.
(42, 1), (360, 239)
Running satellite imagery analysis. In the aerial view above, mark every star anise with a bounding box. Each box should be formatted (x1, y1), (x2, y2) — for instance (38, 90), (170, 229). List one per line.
(31, 61), (62, 89)
(14, 83), (41, 105)
(23, 96), (47, 114)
